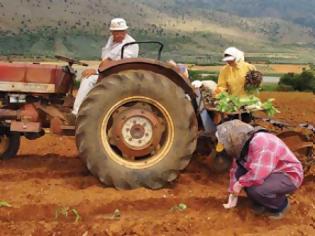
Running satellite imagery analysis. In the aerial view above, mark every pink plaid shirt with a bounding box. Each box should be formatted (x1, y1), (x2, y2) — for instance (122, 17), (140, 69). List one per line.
(229, 132), (304, 192)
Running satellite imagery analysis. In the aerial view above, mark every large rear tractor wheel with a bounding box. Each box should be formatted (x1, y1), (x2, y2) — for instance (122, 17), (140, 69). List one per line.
(0, 132), (21, 160)
(76, 70), (198, 189)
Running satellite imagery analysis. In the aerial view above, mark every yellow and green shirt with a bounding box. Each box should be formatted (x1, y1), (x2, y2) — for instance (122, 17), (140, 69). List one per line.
(217, 61), (256, 96)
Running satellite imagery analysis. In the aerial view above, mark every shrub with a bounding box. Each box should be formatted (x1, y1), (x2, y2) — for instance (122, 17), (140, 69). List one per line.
(261, 83), (279, 91)
(297, 71), (315, 91)
(278, 73), (298, 88)
(278, 70), (315, 92)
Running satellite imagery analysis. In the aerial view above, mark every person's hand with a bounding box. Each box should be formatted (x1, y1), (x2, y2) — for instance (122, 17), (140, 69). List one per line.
(98, 58), (112, 70)
(223, 193), (238, 209)
(214, 86), (225, 96)
(81, 68), (97, 78)
(232, 181), (243, 195)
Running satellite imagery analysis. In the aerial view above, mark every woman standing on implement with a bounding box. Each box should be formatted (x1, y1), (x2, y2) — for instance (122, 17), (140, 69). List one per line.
(217, 47), (256, 96)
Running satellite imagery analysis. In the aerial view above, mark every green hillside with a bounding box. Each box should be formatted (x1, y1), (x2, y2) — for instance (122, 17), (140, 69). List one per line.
(0, 0), (314, 63)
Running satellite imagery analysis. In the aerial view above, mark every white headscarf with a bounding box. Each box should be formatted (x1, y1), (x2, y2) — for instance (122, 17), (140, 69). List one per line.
(223, 47), (245, 63)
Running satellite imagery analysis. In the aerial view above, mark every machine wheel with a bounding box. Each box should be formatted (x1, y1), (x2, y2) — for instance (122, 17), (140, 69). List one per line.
(76, 70), (198, 189)
(0, 132), (20, 160)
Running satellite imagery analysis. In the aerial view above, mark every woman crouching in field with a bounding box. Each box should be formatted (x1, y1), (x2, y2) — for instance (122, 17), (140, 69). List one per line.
(216, 120), (304, 219)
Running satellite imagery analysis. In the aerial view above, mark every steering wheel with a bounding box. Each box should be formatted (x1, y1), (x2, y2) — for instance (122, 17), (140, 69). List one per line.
(55, 55), (88, 67)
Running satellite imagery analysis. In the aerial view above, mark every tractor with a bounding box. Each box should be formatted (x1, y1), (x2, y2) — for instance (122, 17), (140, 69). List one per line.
(0, 42), (313, 189)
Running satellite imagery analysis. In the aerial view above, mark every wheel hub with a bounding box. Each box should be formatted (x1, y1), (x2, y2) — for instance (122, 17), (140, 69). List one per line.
(122, 116), (153, 148)
(109, 107), (165, 159)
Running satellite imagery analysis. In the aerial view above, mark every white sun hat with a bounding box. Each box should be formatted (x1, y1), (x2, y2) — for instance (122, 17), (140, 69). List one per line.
(109, 18), (128, 31)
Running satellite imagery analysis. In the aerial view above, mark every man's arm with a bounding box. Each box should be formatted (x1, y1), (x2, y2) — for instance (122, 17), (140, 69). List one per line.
(122, 44), (139, 59)
(105, 45), (123, 60)
(98, 58), (113, 71)
(106, 43), (139, 60)
(101, 37), (112, 60)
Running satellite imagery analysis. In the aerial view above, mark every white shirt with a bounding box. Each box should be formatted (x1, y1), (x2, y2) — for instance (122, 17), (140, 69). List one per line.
(101, 34), (139, 60)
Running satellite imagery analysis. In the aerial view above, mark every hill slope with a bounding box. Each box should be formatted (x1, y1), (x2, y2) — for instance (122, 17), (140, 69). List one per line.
(0, 0), (314, 63)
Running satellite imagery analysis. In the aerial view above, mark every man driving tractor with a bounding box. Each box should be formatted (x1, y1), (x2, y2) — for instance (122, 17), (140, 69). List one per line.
(70, 18), (139, 122)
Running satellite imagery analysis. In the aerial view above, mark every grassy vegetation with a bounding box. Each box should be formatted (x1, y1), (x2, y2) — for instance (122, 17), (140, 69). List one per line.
(261, 73), (285, 77)
(188, 70), (218, 82)
(188, 69), (290, 92)
(1, 0), (315, 63)
(260, 83), (279, 91)
(0, 28), (313, 64)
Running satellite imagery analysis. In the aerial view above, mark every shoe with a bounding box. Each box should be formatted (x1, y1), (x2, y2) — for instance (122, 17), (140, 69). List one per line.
(251, 204), (266, 215)
(268, 201), (290, 220)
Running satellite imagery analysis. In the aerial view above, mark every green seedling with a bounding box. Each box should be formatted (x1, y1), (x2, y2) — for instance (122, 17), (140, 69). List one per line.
(55, 206), (69, 219)
(0, 200), (12, 208)
(55, 206), (81, 223)
(103, 209), (121, 220)
(170, 203), (187, 212)
(71, 208), (81, 223)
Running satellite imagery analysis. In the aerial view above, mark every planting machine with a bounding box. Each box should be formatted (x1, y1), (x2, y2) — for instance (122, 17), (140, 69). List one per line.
(0, 43), (314, 189)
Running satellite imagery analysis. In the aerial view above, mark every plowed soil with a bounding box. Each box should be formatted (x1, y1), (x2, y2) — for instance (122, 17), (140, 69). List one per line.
(0, 92), (314, 236)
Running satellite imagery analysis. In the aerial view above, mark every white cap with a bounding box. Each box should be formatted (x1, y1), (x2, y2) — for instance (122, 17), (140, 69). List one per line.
(191, 80), (203, 88)
(223, 47), (244, 62)
(109, 18), (128, 31)
(201, 80), (217, 91)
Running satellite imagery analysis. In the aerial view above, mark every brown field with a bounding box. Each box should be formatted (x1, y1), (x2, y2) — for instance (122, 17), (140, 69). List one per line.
(268, 64), (307, 74)
(2, 60), (307, 76)
(190, 65), (221, 72)
(0, 92), (314, 235)
(190, 64), (308, 74)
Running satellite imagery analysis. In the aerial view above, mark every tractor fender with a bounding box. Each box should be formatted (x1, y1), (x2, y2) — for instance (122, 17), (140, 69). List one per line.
(98, 58), (196, 98)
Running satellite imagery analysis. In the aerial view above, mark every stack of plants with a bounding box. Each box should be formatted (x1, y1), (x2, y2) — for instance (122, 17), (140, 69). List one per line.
(214, 92), (279, 117)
